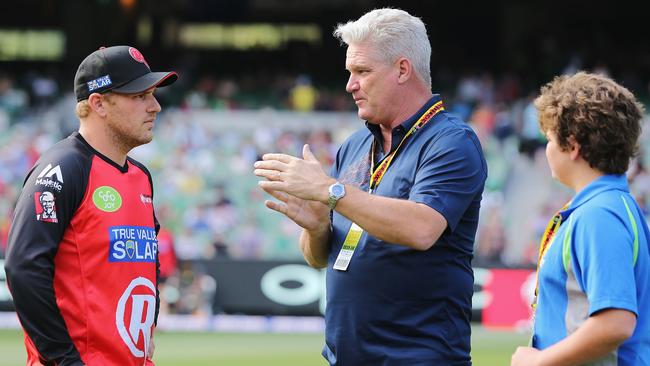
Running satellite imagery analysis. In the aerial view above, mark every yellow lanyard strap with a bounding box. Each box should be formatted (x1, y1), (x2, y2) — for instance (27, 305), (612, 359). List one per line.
(369, 101), (444, 192)
(532, 202), (570, 309)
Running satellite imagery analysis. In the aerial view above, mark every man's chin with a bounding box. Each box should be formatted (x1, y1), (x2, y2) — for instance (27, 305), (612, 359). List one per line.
(357, 109), (371, 121)
(133, 134), (154, 147)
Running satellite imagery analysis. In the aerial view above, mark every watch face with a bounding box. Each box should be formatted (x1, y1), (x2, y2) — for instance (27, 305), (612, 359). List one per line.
(332, 184), (344, 196)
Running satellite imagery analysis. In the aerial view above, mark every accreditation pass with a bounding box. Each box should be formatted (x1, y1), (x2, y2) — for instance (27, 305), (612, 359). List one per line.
(333, 222), (364, 271)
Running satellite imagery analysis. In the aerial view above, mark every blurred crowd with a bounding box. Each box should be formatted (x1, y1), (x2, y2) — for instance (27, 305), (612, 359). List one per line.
(1, 68), (650, 313)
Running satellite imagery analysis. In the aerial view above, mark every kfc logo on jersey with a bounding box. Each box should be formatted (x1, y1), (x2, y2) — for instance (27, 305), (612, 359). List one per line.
(34, 191), (58, 223)
(35, 163), (64, 191)
(116, 277), (156, 358)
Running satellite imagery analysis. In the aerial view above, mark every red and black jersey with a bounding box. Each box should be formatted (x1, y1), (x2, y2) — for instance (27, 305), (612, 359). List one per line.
(5, 132), (160, 366)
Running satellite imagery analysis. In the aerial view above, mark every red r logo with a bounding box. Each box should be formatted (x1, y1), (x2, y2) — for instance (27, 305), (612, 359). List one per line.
(128, 47), (150, 68)
(116, 277), (156, 358)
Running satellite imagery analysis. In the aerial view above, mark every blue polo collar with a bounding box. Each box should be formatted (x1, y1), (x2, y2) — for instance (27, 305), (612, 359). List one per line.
(366, 94), (442, 153)
(559, 174), (629, 219)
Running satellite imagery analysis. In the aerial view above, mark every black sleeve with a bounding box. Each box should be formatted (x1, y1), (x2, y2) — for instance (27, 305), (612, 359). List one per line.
(4, 150), (87, 366)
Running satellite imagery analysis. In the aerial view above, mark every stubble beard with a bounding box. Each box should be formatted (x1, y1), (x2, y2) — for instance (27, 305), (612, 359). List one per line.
(106, 119), (153, 154)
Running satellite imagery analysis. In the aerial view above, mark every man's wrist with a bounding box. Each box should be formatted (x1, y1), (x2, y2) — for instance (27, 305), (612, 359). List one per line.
(308, 220), (332, 237)
(326, 180), (346, 209)
(321, 178), (337, 204)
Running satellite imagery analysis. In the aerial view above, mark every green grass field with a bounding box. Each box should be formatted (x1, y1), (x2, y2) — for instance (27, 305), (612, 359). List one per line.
(0, 326), (528, 366)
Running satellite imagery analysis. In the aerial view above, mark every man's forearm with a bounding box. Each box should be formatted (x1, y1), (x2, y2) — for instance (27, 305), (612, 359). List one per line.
(300, 226), (330, 268)
(6, 264), (83, 364)
(333, 185), (447, 250)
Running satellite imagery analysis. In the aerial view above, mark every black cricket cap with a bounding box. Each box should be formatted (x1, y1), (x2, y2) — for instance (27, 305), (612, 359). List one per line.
(74, 45), (178, 102)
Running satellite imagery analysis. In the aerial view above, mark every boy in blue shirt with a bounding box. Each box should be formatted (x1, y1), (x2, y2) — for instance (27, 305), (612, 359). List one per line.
(512, 72), (650, 365)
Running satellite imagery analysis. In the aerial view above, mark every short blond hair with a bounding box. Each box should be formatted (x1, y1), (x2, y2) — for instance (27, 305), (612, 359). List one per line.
(75, 100), (91, 119)
(75, 93), (115, 119)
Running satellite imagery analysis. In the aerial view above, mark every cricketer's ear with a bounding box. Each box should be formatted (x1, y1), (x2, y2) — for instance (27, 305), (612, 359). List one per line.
(87, 92), (110, 118)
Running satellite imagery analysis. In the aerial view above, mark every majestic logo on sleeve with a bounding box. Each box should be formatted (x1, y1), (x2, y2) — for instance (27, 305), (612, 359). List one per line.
(35, 163), (64, 191)
(109, 226), (158, 262)
(34, 191), (58, 223)
(93, 186), (123, 212)
(116, 277), (156, 358)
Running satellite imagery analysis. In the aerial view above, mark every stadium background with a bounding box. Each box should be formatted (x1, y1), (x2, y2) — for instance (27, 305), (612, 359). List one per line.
(0, 0), (649, 364)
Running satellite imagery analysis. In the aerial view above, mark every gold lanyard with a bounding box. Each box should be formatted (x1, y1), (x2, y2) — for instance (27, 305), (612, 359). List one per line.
(369, 101), (444, 192)
(532, 202), (570, 309)
(333, 101), (444, 272)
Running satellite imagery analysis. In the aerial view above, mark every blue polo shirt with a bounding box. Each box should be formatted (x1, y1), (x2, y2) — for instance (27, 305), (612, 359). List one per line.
(323, 95), (487, 365)
(533, 175), (650, 365)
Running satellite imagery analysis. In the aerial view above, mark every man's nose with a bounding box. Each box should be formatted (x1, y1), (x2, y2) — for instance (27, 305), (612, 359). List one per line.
(346, 75), (359, 93)
(149, 95), (162, 113)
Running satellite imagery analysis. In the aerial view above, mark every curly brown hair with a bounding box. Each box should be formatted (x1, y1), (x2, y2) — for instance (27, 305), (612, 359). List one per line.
(535, 72), (644, 174)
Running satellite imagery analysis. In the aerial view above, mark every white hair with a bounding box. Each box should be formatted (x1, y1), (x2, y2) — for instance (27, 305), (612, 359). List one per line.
(40, 191), (54, 201)
(333, 8), (432, 88)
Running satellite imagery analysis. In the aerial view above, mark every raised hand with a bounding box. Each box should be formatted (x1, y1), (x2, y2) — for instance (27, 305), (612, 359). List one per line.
(261, 186), (330, 232)
(254, 144), (335, 203)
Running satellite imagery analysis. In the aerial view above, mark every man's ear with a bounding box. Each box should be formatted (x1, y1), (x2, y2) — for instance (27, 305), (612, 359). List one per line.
(87, 93), (108, 117)
(396, 57), (412, 84)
